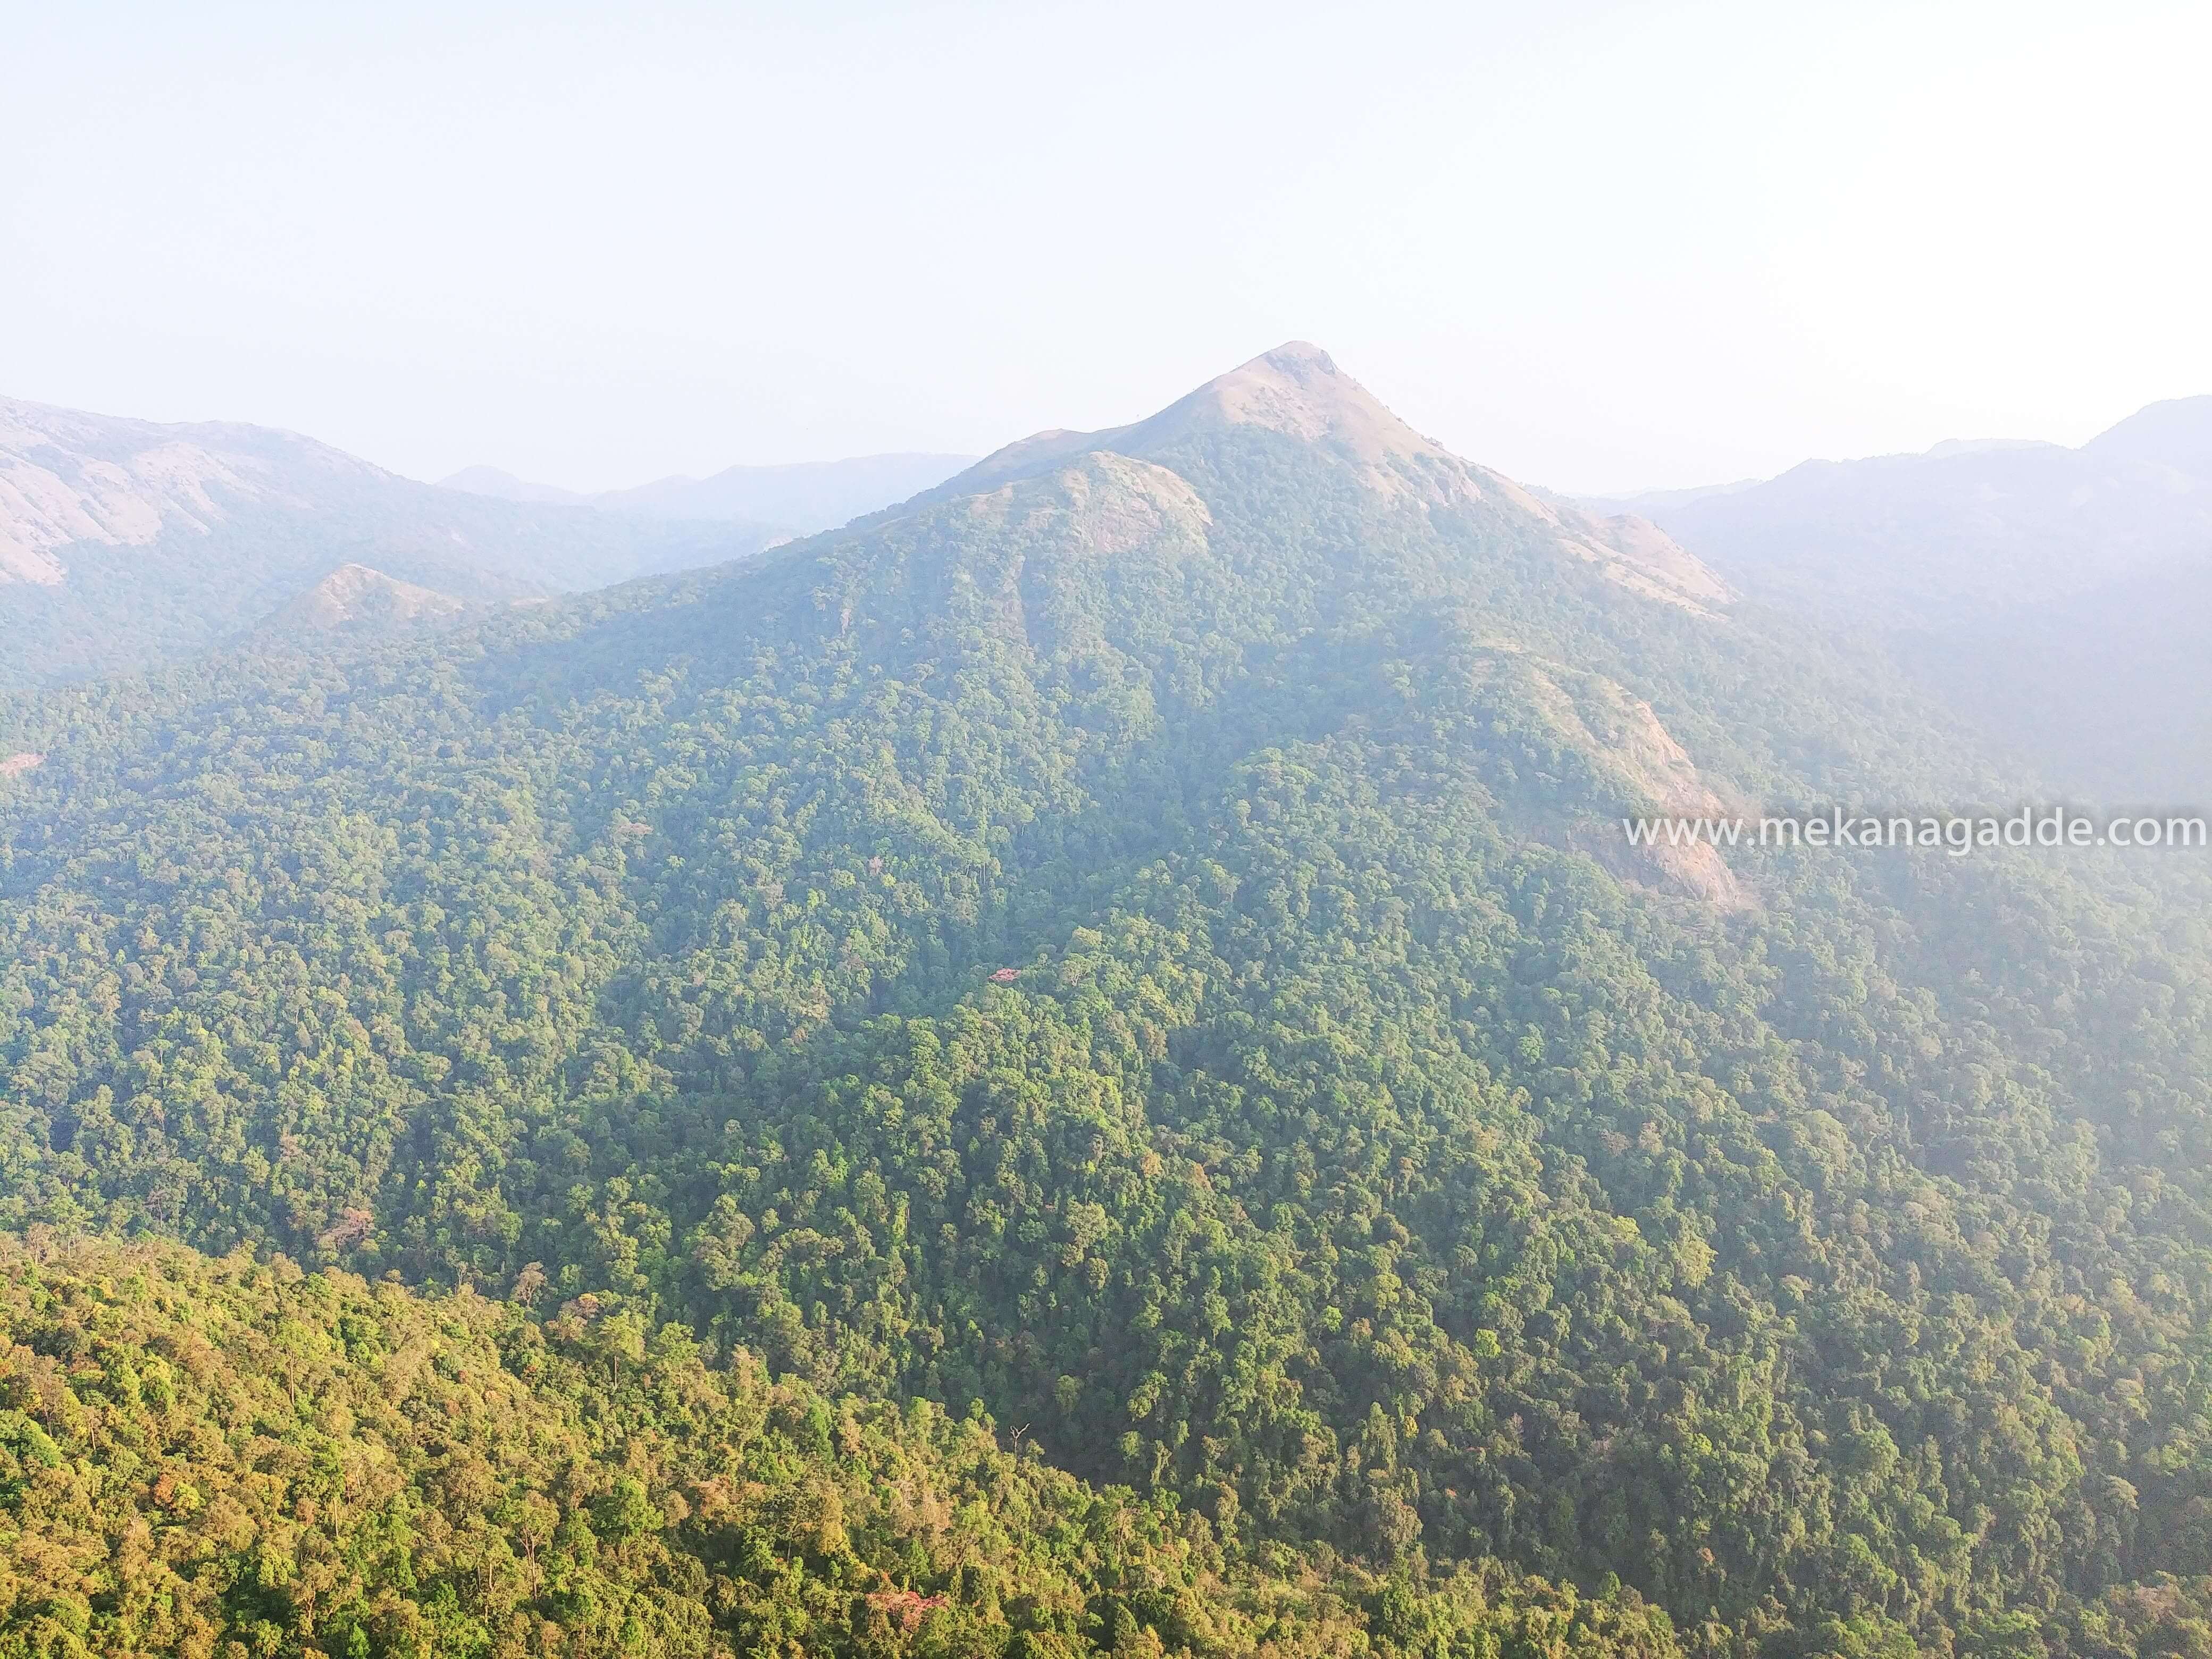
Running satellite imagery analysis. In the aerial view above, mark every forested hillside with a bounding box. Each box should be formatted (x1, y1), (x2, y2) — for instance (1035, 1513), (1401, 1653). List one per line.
(3, 346), (2210, 1657)
(3, 1234), (1690, 1658)
(1585, 399), (2212, 802)
(0, 396), (780, 689)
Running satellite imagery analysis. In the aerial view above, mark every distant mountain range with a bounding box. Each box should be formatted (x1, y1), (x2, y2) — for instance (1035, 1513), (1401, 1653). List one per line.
(1587, 395), (2212, 627)
(1585, 396), (2212, 801)
(0, 397), (783, 687)
(440, 451), (977, 535)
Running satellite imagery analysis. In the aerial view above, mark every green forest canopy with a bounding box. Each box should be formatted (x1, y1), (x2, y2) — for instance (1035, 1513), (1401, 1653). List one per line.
(2, 347), (2209, 1657)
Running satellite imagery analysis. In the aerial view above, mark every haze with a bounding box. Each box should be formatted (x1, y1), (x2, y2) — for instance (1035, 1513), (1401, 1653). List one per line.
(4, 0), (2207, 495)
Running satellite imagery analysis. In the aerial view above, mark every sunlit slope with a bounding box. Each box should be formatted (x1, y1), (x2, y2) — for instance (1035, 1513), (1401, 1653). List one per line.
(0, 396), (777, 686)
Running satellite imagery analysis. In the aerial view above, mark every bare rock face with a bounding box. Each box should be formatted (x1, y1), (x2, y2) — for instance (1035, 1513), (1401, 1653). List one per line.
(1465, 646), (1751, 909)
(0, 398), (372, 588)
(926, 342), (1734, 617)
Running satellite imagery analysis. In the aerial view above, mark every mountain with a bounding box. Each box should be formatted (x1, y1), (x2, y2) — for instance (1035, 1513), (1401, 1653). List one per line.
(2085, 392), (2212, 474)
(908, 341), (1731, 614)
(1588, 402), (2212, 801)
(442, 451), (978, 534)
(258, 561), (474, 639)
(4, 345), (2211, 1657)
(433, 463), (592, 506)
(0, 397), (784, 688)
(1588, 424), (2211, 629)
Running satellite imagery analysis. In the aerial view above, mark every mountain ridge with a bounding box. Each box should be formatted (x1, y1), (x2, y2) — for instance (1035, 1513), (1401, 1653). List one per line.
(1578, 391), (2212, 799)
(0, 395), (783, 686)
(1581, 393), (2212, 623)
(440, 450), (977, 534)
(908, 342), (1733, 616)
(0, 395), (378, 586)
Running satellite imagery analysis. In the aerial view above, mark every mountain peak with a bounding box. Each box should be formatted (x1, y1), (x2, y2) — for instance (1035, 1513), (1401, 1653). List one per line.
(438, 465), (591, 506)
(901, 344), (1730, 615)
(934, 341), (1455, 506)
(1145, 340), (1447, 467)
(1239, 338), (1340, 380)
(267, 563), (470, 635)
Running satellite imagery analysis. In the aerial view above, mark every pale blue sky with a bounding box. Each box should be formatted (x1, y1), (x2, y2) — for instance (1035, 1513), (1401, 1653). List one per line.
(4, 0), (2207, 493)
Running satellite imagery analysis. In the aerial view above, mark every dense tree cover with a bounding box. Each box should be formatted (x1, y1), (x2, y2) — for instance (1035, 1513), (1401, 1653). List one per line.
(0, 463), (772, 691)
(0, 1233), (1682, 1658)
(1599, 408), (2212, 803)
(3, 365), (2210, 1656)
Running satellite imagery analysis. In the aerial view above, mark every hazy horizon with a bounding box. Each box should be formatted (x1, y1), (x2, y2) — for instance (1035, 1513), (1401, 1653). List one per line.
(7, 342), (2195, 510)
(422, 375), (2206, 504)
(6, 0), (2209, 496)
